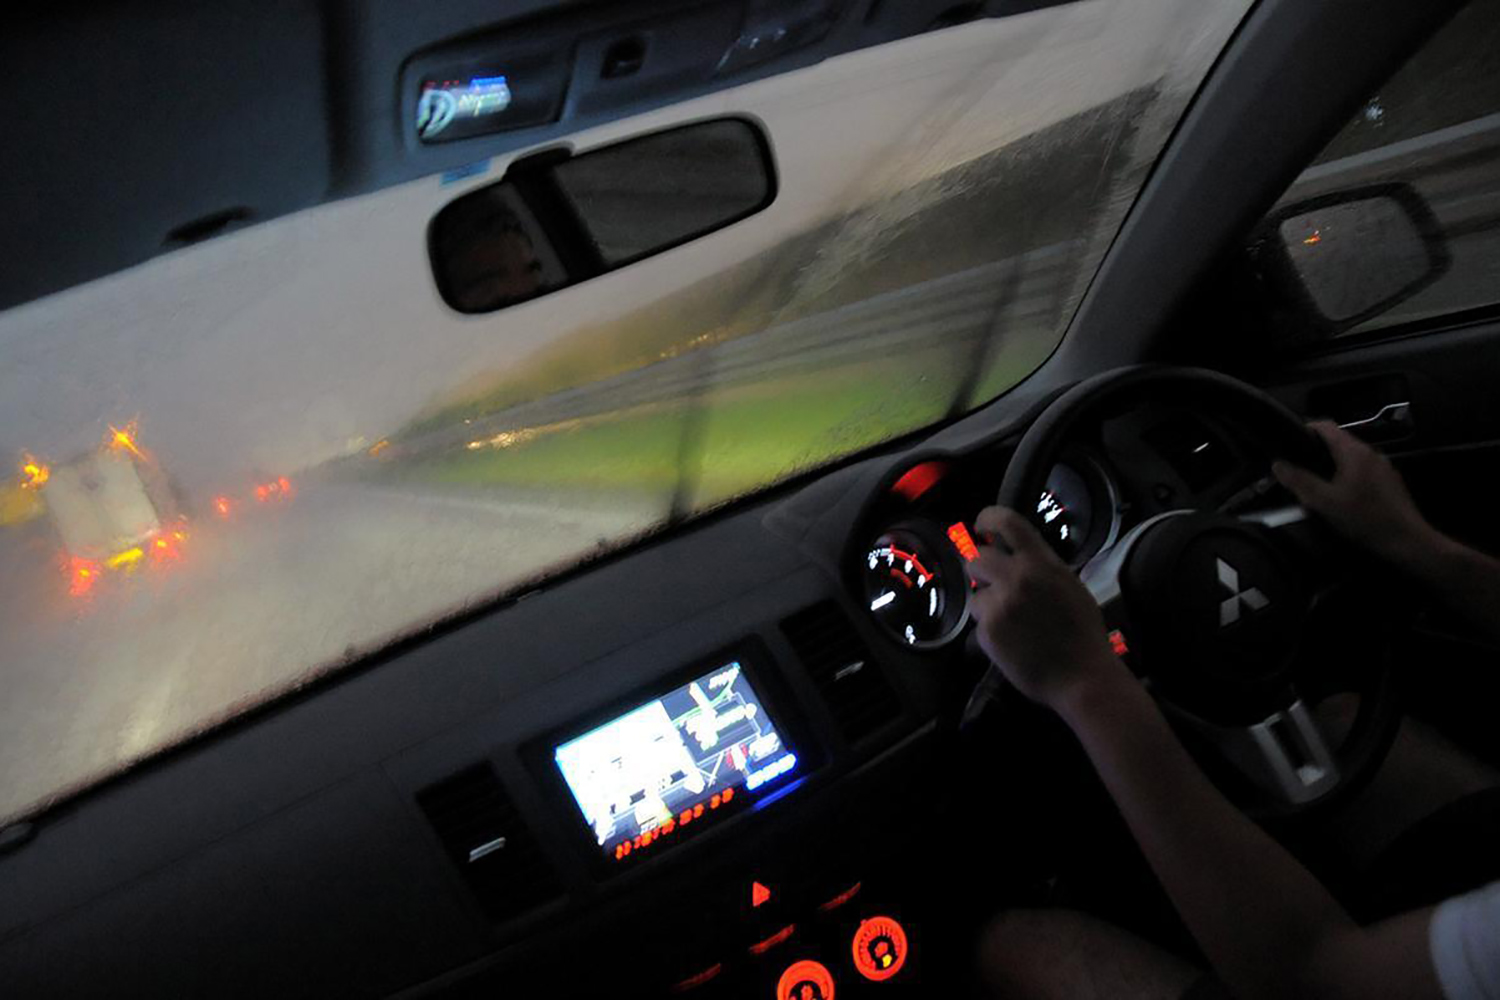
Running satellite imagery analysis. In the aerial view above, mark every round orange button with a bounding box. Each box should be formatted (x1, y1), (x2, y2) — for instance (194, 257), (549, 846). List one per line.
(777, 959), (836, 1000)
(852, 915), (909, 982)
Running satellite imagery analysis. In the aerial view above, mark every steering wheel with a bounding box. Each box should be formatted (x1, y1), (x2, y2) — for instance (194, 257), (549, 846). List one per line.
(989, 366), (1403, 818)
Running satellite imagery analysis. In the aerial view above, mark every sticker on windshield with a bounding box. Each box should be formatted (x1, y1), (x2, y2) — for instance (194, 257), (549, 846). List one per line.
(417, 75), (513, 141)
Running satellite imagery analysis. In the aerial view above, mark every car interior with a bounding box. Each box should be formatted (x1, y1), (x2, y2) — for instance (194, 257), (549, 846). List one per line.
(3, 0), (1500, 997)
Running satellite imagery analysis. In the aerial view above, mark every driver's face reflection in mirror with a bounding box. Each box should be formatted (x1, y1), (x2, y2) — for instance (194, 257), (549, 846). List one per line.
(439, 192), (545, 311)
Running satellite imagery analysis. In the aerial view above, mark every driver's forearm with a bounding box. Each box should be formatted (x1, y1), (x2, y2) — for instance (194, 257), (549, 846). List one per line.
(1056, 671), (1357, 1000)
(1399, 529), (1500, 648)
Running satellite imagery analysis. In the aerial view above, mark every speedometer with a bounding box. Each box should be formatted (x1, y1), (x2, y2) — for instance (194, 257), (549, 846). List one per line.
(1038, 462), (1095, 562)
(860, 524), (969, 648)
(1037, 458), (1119, 565)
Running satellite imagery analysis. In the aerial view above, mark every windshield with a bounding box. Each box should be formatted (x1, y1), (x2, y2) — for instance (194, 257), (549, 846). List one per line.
(0, 0), (1250, 822)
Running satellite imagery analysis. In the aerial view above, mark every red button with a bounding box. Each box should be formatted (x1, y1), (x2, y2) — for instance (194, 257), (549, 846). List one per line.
(777, 959), (835, 1000)
(851, 916), (909, 982)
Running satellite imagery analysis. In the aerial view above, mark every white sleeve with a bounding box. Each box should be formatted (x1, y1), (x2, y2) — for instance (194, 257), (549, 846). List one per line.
(1430, 880), (1500, 1000)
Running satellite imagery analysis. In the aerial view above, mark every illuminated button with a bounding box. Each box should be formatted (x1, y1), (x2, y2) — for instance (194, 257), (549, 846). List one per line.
(816, 881), (862, 913)
(670, 963), (723, 993)
(777, 959), (835, 1000)
(752, 881), (773, 908)
(851, 916), (909, 982)
(947, 521), (981, 562)
(748, 923), (796, 956)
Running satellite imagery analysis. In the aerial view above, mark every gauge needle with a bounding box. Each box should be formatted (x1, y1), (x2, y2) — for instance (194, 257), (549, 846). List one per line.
(870, 591), (896, 611)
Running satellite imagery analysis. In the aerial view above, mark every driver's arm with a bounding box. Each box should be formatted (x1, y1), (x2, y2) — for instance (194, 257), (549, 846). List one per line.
(1275, 421), (1500, 648)
(968, 506), (1443, 1000)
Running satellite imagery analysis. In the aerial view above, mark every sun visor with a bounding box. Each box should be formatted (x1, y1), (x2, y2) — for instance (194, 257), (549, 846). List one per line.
(0, 1), (331, 312)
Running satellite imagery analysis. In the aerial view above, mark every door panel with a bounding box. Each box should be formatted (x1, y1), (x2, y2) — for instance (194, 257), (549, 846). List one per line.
(1263, 317), (1500, 764)
(1267, 318), (1500, 549)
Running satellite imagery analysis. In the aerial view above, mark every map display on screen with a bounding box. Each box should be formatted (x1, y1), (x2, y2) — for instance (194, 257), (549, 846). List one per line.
(553, 661), (797, 859)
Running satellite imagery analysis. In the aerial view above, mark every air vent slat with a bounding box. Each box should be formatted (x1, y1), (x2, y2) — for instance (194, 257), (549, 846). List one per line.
(781, 602), (902, 744)
(416, 764), (562, 922)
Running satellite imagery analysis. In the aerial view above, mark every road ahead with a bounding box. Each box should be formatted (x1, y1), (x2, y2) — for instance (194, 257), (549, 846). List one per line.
(0, 479), (663, 823)
(0, 243), (1073, 826)
(0, 240), (1076, 826)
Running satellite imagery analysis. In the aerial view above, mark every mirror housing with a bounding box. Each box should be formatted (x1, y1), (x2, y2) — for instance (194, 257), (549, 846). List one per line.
(1252, 182), (1449, 338)
(428, 117), (777, 314)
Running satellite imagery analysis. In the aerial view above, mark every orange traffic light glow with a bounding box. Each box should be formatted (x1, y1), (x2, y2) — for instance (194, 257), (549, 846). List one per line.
(66, 556), (101, 598)
(106, 421), (146, 459)
(19, 453), (50, 490)
(255, 477), (295, 504)
(150, 527), (188, 566)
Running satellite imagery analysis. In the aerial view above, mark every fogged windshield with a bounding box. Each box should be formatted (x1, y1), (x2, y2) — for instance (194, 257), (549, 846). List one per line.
(0, 0), (1249, 821)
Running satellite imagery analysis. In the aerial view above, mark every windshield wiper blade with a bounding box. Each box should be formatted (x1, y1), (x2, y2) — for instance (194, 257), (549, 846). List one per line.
(664, 347), (714, 526)
(943, 246), (1031, 421)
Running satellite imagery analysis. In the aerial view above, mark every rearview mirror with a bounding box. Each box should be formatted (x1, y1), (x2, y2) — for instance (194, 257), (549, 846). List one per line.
(429, 117), (777, 314)
(1257, 183), (1449, 336)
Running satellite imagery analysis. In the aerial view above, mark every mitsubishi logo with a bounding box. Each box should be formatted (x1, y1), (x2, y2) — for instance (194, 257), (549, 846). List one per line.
(1217, 558), (1269, 627)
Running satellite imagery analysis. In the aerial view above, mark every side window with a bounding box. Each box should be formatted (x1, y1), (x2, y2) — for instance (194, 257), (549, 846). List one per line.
(1254, 0), (1500, 343)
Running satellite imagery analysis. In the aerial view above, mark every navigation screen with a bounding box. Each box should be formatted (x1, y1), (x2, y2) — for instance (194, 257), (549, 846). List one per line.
(554, 662), (798, 861)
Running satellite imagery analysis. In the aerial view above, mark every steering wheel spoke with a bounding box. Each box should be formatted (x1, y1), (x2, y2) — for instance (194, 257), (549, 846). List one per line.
(1239, 504), (1350, 597)
(1170, 695), (1342, 806)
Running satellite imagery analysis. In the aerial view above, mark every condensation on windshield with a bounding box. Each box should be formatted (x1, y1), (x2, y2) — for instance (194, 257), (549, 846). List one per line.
(0, 0), (1250, 822)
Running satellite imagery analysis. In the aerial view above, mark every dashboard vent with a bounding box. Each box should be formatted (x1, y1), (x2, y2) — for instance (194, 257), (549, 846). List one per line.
(781, 602), (902, 744)
(415, 763), (562, 922)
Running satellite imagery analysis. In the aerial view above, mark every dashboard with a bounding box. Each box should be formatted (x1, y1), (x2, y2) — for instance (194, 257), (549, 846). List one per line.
(855, 452), (1126, 654)
(0, 395), (1262, 1000)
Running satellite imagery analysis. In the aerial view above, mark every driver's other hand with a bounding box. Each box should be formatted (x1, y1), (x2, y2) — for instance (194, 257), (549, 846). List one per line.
(1272, 421), (1434, 565)
(967, 506), (1128, 711)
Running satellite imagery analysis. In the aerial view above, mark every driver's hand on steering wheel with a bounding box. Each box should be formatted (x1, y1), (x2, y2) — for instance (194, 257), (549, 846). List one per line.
(1272, 421), (1436, 567)
(967, 506), (1131, 711)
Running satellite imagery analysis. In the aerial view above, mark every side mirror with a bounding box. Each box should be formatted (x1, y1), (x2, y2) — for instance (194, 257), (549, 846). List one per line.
(1254, 183), (1449, 337)
(428, 117), (777, 314)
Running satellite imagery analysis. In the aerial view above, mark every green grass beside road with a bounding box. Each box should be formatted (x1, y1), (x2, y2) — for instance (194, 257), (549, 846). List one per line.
(398, 333), (1053, 510)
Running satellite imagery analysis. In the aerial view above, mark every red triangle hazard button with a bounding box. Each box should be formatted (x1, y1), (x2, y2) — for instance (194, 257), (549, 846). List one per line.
(751, 881), (772, 908)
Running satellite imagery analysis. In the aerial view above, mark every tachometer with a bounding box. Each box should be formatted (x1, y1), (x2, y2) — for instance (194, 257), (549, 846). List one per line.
(861, 524), (968, 648)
